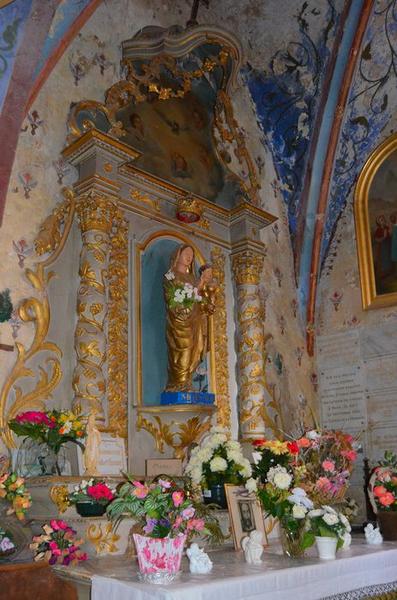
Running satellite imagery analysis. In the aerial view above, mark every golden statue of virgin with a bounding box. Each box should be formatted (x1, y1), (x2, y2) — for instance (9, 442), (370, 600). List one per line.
(164, 243), (216, 392)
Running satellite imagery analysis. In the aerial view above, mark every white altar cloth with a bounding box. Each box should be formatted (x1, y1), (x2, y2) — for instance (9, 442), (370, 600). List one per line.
(91, 541), (397, 600)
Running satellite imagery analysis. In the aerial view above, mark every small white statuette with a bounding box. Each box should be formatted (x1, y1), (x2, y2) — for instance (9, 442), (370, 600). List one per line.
(341, 532), (352, 550)
(241, 529), (264, 565)
(186, 543), (213, 574)
(364, 523), (383, 545)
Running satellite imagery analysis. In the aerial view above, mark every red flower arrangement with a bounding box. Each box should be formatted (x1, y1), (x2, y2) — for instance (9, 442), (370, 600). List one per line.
(371, 452), (397, 512)
(69, 479), (115, 507)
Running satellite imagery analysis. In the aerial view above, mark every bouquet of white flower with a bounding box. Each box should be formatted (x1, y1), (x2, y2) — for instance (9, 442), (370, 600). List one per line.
(165, 271), (202, 311)
(307, 505), (351, 549)
(185, 427), (252, 489)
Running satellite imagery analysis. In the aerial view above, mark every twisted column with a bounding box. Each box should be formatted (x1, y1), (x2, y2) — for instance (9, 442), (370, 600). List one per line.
(231, 250), (266, 440)
(72, 191), (118, 423)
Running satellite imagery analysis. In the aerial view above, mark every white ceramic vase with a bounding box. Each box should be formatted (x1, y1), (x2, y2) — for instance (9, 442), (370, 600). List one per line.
(315, 536), (337, 560)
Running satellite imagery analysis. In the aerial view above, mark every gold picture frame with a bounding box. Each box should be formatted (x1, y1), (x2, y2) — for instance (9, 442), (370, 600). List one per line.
(225, 484), (267, 550)
(355, 132), (397, 310)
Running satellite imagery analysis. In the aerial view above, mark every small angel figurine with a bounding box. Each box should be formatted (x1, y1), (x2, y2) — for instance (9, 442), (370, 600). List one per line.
(364, 523), (383, 545)
(186, 543), (213, 574)
(241, 530), (264, 565)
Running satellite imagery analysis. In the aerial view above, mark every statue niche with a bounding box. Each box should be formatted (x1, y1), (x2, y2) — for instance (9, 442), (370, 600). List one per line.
(163, 243), (216, 393)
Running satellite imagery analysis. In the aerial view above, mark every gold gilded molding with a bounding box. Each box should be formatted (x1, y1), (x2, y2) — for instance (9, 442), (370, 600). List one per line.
(354, 132), (397, 310)
(107, 209), (128, 438)
(0, 190), (75, 448)
(137, 413), (212, 459)
(231, 250), (264, 285)
(87, 522), (120, 555)
(50, 484), (70, 514)
(210, 247), (230, 428)
(130, 189), (160, 213)
(75, 190), (118, 234)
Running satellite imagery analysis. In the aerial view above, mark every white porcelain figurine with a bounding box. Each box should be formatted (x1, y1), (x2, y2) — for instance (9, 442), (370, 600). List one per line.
(241, 529), (264, 564)
(364, 523), (383, 545)
(186, 543), (213, 574)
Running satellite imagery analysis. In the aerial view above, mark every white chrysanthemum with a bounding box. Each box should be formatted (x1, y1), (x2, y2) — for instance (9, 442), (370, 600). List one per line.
(227, 450), (244, 464)
(190, 467), (202, 484)
(267, 465), (288, 484)
(273, 471), (292, 490)
(239, 463), (252, 479)
(210, 456), (228, 472)
(245, 478), (258, 494)
(226, 440), (241, 452)
(308, 509), (324, 518)
(339, 514), (351, 532)
(323, 505), (337, 515)
(323, 513), (339, 526)
(292, 504), (307, 519)
(210, 426), (228, 435)
(252, 451), (262, 465)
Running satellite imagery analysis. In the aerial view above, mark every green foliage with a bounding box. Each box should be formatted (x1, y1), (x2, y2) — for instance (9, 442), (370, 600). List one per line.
(0, 289), (13, 323)
(252, 447), (290, 482)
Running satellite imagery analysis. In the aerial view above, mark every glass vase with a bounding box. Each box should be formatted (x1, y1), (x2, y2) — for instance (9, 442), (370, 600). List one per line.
(279, 523), (306, 558)
(15, 439), (65, 477)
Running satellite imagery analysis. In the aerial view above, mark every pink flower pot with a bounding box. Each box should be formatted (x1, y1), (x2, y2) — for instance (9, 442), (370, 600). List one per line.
(133, 533), (186, 584)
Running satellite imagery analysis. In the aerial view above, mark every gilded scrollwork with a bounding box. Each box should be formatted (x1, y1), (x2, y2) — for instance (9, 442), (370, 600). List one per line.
(50, 484), (70, 514)
(0, 190), (75, 448)
(210, 247), (230, 429)
(107, 210), (128, 438)
(87, 522), (120, 555)
(72, 191), (118, 421)
(137, 413), (212, 459)
(231, 251), (264, 286)
(130, 189), (160, 213)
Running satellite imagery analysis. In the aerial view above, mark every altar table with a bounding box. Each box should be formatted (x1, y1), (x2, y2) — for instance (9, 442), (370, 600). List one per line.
(90, 541), (397, 600)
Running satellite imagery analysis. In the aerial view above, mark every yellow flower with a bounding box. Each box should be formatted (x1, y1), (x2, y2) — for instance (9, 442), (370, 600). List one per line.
(72, 420), (82, 430)
(59, 413), (68, 424)
(264, 440), (289, 455)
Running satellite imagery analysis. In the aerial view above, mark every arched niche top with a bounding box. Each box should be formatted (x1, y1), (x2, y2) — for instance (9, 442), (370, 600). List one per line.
(66, 24), (260, 209)
(354, 132), (397, 310)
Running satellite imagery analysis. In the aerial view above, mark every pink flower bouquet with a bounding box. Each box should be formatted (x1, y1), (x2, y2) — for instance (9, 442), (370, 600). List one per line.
(107, 476), (206, 539)
(371, 451), (397, 512)
(30, 519), (87, 566)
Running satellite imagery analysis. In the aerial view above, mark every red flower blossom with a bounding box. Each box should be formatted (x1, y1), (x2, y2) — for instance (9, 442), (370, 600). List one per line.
(252, 439), (267, 448)
(287, 441), (299, 455)
(87, 483), (114, 501)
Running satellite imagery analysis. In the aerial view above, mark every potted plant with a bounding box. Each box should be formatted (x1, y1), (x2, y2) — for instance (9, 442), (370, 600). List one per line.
(307, 505), (350, 560)
(30, 519), (88, 566)
(370, 451), (397, 540)
(106, 476), (208, 584)
(185, 427), (252, 508)
(9, 409), (87, 476)
(68, 479), (115, 517)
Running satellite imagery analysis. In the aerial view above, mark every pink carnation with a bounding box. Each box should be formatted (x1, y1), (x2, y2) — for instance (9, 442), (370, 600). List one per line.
(87, 483), (114, 501)
(341, 449), (357, 462)
(172, 491), (184, 507)
(315, 477), (332, 492)
(322, 459), (336, 473)
(181, 507), (195, 520)
(16, 411), (52, 426)
(187, 518), (205, 531)
(379, 492), (395, 507)
(373, 485), (387, 498)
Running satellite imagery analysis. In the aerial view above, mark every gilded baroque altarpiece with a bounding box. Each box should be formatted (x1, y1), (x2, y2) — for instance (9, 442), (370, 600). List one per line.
(0, 25), (278, 468)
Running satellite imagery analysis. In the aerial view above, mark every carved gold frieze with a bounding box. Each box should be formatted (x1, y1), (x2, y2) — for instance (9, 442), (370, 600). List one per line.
(130, 189), (160, 213)
(231, 251), (264, 285)
(210, 247), (230, 428)
(87, 522), (120, 555)
(0, 190), (75, 448)
(107, 210), (128, 439)
(50, 484), (70, 514)
(137, 413), (212, 459)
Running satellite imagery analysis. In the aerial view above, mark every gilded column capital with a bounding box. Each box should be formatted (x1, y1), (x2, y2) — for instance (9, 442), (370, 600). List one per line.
(231, 250), (264, 285)
(76, 190), (118, 234)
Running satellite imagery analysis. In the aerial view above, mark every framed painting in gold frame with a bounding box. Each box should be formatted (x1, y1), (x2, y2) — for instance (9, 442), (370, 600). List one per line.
(355, 132), (397, 310)
(225, 484), (267, 550)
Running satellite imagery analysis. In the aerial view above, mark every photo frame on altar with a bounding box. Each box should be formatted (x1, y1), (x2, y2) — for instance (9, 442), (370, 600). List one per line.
(225, 484), (267, 550)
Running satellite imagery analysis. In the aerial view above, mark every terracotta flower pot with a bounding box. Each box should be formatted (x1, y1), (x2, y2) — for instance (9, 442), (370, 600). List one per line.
(133, 533), (186, 584)
(377, 511), (397, 541)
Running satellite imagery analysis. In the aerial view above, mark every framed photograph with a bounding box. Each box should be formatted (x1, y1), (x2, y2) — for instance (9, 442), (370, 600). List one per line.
(145, 458), (183, 477)
(225, 484), (267, 550)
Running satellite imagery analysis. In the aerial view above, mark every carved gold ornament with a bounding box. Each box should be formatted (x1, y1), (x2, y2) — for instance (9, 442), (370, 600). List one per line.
(0, 189), (75, 448)
(231, 251), (264, 285)
(50, 484), (70, 514)
(210, 247), (231, 428)
(130, 189), (160, 213)
(137, 414), (212, 459)
(107, 210), (128, 438)
(87, 522), (120, 555)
